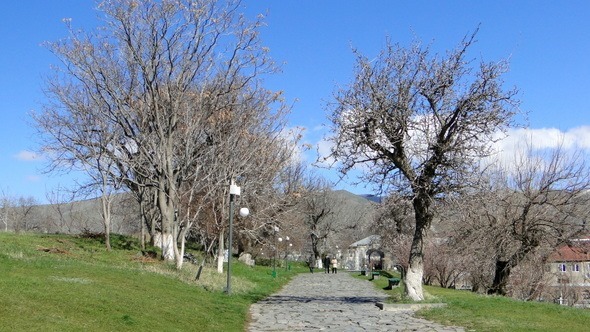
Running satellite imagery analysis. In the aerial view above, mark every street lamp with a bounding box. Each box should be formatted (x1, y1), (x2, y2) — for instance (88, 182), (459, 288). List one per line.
(278, 237), (283, 271)
(272, 226), (279, 278)
(284, 236), (290, 270)
(225, 181), (249, 295)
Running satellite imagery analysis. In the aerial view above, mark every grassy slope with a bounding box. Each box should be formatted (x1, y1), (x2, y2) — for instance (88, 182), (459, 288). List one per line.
(6, 233), (590, 332)
(361, 272), (590, 332)
(0, 233), (302, 331)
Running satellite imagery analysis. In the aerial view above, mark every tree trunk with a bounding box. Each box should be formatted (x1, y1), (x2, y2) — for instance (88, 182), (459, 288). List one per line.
(489, 260), (509, 295)
(175, 243), (183, 269)
(175, 221), (192, 270)
(217, 232), (225, 273)
(139, 196), (147, 251)
(103, 208), (111, 251)
(490, 244), (535, 295)
(405, 195), (433, 301)
(100, 194), (112, 251)
(406, 254), (425, 301)
(310, 232), (320, 261)
(158, 195), (176, 261)
(406, 227), (426, 301)
(150, 191), (158, 246)
(156, 183), (178, 261)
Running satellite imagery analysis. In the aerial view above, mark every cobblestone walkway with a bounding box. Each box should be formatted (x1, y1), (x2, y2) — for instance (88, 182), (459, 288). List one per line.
(247, 272), (464, 332)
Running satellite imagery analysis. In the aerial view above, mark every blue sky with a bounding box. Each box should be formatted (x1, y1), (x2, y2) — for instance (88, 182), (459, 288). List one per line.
(1, 0), (589, 202)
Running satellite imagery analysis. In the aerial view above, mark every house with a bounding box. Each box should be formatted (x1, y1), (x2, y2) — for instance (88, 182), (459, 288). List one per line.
(546, 237), (590, 307)
(343, 235), (392, 271)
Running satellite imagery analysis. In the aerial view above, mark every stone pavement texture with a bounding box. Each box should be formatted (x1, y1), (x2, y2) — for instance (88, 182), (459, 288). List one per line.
(247, 272), (465, 331)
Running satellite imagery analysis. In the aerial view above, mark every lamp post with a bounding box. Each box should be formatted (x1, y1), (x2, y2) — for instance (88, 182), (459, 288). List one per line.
(225, 181), (249, 295)
(284, 236), (290, 270)
(272, 226), (279, 278)
(277, 236), (283, 271)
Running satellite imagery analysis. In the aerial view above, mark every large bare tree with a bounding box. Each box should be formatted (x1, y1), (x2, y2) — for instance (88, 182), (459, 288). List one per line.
(33, 0), (289, 268)
(325, 31), (519, 300)
(455, 142), (590, 296)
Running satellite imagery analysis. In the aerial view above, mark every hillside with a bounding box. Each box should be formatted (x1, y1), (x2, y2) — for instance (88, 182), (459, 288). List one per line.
(2, 190), (378, 236)
(1, 193), (139, 235)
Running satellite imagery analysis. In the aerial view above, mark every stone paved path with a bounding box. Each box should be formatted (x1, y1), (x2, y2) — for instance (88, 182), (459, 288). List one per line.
(247, 272), (465, 332)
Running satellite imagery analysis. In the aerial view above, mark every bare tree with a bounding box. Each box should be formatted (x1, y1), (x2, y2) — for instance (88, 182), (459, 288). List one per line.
(14, 196), (39, 232)
(424, 237), (468, 288)
(325, 30), (519, 300)
(465, 143), (590, 295)
(295, 175), (367, 264)
(301, 178), (338, 262)
(175, 113), (298, 272)
(505, 248), (551, 301)
(33, 0), (288, 268)
(0, 191), (13, 232)
(45, 187), (78, 234)
(370, 194), (414, 274)
(83, 160), (121, 251)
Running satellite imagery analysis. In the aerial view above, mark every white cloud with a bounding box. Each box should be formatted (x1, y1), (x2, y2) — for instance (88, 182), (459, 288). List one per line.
(315, 138), (335, 166)
(279, 126), (307, 164)
(14, 150), (41, 161)
(487, 126), (590, 168)
(312, 125), (325, 132)
(310, 123), (590, 183)
(565, 126), (590, 149)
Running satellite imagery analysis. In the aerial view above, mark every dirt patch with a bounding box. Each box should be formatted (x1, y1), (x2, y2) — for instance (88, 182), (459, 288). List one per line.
(37, 247), (70, 255)
(131, 252), (159, 264)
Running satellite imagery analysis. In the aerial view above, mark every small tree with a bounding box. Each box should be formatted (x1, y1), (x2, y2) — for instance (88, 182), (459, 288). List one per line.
(0, 192), (13, 232)
(14, 196), (39, 232)
(298, 176), (337, 262)
(325, 31), (519, 300)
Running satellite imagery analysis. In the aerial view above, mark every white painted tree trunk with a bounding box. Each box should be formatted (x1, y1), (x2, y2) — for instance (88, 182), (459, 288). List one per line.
(99, 192), (112, 251)
(175, 221), (192, 270)
(174, 239), (183, 270)
(160, 232), (175, 261)
(217, 232), (224, 273)
(405, 261), (425, 301)
(157, 188), (177, 262)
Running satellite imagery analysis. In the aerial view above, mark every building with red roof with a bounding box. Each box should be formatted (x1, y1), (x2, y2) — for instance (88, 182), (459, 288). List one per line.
(546, 236), (590, 307)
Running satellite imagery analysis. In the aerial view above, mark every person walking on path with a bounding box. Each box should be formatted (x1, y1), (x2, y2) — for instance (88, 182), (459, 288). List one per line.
(331, 257), (338, 274)
(247, 272), (465, 331)
(323, 256), (331, 273)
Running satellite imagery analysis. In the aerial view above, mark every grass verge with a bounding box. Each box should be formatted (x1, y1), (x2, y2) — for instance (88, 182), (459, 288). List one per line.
(358, 270), (590, 331)
(0, 232), (304, 331)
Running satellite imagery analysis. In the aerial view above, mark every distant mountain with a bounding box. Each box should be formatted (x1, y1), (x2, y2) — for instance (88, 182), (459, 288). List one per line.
(357, 194), (382, 203)
(4, 193), (139, 235)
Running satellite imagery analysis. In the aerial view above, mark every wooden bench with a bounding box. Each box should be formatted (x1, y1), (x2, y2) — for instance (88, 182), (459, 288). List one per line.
(387, 277), (401, 289)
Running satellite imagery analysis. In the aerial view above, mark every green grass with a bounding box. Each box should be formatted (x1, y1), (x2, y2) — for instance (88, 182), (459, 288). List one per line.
(0, 232), (304, 331)
(7, 234), (589, 332)
(419, 286), (590, 332)
(359, 271), (590, 331)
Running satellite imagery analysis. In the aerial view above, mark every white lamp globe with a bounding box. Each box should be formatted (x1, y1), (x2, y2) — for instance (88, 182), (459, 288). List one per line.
(239, 207), (250, 217)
